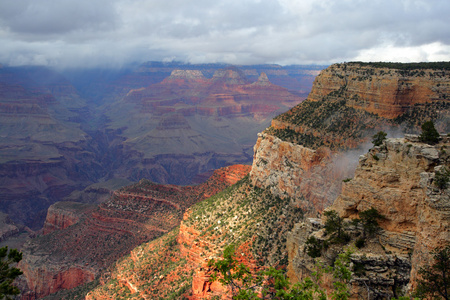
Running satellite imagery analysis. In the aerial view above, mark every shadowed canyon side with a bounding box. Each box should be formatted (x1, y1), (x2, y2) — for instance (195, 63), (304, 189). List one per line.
(18, 165), (250, 299)
(0, 63), (320, 230)
(0, 66), (103, 229)
(83, 62), (449, 300)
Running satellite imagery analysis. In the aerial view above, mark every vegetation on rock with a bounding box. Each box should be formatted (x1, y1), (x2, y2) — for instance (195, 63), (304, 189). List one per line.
(209, 244), (355, 300)
(347, 61), (450, 71)
(306, 208), (385, 259)
(419, 120), (441, 144)
(0, 246), (22, 299)
(434, 167), (450, 190)
(414, 245), (450, 300)
(371, 131), (387, 146)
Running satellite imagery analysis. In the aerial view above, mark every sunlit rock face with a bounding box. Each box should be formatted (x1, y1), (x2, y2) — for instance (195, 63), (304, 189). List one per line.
(308, 63), (450, 119)
(288, 136), (449, 298)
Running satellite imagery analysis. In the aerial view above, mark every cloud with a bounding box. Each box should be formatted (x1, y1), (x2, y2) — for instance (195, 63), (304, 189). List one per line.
(0, 0), (449, 68)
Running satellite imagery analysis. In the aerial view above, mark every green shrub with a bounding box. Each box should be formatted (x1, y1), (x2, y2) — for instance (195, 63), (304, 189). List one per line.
(355, 238), (365, 249)
(418, 121), (440, 144)
(372, 131), (387, 146)
(305, 236), (323, 258)
(434, 167), (450, 190)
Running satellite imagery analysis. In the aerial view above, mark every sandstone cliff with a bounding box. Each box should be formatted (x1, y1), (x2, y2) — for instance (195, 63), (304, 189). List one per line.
(287, 135), (449, 298)
(271, 62), (449, 150)
(308, 63), (450, 119)
(250, 133), (358, 214)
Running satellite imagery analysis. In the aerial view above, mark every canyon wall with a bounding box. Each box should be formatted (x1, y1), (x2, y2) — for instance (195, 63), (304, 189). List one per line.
(35, 62), (450, 299)
(287, 136), (449, 298)
(250, 133), (357, 214)
(307, 63), (450, 119)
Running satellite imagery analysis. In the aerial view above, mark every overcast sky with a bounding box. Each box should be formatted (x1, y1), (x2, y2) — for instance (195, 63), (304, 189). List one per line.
(1, 0), (449, 68)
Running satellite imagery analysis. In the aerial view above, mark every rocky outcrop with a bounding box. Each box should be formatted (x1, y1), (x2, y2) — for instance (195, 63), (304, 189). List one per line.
(42, 202), (95, 235)
(288, 136), (449, 298)
(270, 63), (450, 151)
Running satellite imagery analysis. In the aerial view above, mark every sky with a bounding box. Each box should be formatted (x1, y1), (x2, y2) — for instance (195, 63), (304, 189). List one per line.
(0, 0), (449, 68)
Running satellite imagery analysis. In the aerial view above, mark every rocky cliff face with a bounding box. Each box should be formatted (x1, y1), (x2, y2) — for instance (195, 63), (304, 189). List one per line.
(270, 63), (449, 151)
(287, 135), (449, 298)
(250, 133), (357, 214)
(308, 63), (450, 119)
(250, 62), (449, 215)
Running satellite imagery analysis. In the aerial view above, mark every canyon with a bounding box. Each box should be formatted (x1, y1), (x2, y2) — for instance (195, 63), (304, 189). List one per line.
(18, 165), (250, 299)
(79, 62), (449, 299)
(7, 61), (450, 299)
(0, 63), (318, 230)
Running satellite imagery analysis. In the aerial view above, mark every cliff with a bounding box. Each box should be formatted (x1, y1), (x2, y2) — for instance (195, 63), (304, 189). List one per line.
(271, 62), (450, 150)
(308, 63), (450, 119)
(250, 133), (357, 214)
(19, 165), (250, 299)
(84, 62), (449, 300)
(287, 135), (449, 298)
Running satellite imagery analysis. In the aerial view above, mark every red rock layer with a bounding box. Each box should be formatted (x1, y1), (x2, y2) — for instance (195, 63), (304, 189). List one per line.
(123, 69), (304, 119)
(308, 63), (450, 119)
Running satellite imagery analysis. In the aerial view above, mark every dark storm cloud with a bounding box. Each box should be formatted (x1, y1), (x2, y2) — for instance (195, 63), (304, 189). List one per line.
(0, 0), (449, 68)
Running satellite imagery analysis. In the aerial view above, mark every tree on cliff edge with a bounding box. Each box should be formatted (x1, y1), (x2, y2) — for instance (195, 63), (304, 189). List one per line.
(419, 120), (440, 145)
(0, 246), (23, 299)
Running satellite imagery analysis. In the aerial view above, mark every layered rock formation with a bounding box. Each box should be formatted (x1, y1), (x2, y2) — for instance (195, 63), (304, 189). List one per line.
(271, 62), (450, 150)
(1, 63), (319, 231)
(288, 135), (449, 298)
(104, 67), (306, 185)
(18, 165), (250, 299)
(251, 62), (450, 217)
(308, 62), (450, 119)
(87, 171), (304, 299)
